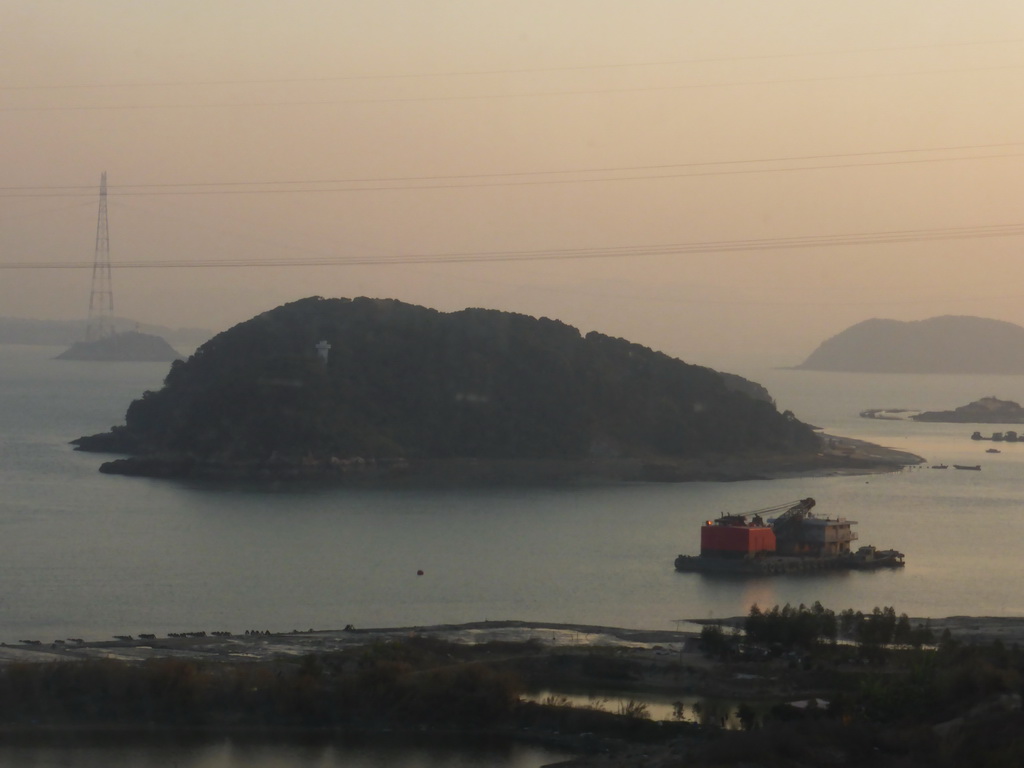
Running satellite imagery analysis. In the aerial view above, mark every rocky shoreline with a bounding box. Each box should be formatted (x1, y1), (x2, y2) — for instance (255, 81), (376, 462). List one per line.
(74, 433), (923, 485)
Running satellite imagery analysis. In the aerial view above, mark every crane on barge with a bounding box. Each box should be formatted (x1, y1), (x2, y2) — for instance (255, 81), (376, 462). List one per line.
(674, 497), (904, 574)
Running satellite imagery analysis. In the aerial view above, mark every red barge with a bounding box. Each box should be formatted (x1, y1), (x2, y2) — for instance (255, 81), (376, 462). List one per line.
(674, 498), (904, 575)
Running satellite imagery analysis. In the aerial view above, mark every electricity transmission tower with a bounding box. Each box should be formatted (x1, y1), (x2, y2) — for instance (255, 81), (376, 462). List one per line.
(86, 172), (114, 341)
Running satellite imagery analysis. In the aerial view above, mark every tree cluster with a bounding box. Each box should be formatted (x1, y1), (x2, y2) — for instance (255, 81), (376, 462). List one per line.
(695, 604), (1024, 766)
(745, 602), (838, 649)
(739, 603), (934, 653)
(838, 606), (932, 648)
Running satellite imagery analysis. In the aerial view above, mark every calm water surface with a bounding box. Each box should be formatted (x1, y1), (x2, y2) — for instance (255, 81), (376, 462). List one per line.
(4, 343), (1024, 646)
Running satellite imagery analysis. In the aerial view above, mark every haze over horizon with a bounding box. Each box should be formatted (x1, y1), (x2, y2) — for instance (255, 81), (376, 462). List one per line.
(4, 2), (1024, 371)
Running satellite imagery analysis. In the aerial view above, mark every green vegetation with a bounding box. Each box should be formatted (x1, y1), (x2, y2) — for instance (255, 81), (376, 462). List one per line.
(0, 636), (677, 748)
(692, 604), (1024, 767)
(74, 297), (816, 469)
(0, 638), (526, 730)
(746, 601), (838, 648)
(743, 602), (931, 650)
(699, 601), (936, 657)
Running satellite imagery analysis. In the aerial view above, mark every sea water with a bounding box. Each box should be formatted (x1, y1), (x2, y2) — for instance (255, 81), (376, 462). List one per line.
(0, 344), (586, 767)
(3, 342), (1024, 646)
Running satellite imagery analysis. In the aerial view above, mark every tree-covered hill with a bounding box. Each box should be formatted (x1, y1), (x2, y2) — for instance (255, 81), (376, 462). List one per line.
(75, 297), (817, 476)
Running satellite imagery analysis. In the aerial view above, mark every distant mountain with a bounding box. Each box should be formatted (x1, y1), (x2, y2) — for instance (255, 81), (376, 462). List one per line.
(0, 317), (211, 349)
(796, 316), (1024, 374)
(56, 331), (182, 362)
(74, 297), (818, 480)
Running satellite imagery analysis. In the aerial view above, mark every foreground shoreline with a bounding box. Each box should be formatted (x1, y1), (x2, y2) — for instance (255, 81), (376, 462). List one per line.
(1, 614), (1019, 666)
(4, 616), (1024, 766)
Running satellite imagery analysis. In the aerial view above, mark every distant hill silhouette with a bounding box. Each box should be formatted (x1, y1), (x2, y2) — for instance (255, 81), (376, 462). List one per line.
(74, 297), (818, 478)
(0, 317), (211, 348)
(56, 331), (182, 362)
(796, 316), (1024, 374)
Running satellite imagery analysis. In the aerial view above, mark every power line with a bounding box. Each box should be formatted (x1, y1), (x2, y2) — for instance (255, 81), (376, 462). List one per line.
(5, 62), (1024, 113)
(4, 222), (1024, 270)
(1, 142), (1021, 199)
(4, 37), (1021, 91)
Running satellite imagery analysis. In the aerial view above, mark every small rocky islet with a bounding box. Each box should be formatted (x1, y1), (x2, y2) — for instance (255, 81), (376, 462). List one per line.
(56, 330), (182, 362)
(861, 396), (1024, 424)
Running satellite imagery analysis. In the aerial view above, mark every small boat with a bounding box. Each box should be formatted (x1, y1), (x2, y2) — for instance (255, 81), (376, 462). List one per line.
(849, 545), (905, 570)
(986, 448), (1001, 454)
(954, 464), (981, 471)
(930, 464), (948, 469)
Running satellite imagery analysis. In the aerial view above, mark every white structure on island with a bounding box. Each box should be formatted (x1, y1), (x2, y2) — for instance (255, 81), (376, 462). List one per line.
(315, 340), (331, 363)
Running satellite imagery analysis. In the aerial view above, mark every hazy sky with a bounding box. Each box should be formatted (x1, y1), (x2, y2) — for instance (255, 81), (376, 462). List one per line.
(4, 1), (1024, 369)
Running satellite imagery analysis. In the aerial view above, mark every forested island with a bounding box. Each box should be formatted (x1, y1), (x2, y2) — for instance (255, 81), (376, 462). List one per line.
(71, 296), (892, 484)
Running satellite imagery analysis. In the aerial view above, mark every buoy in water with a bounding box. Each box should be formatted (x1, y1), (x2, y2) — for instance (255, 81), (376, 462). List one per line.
(416, 569), (424, 576)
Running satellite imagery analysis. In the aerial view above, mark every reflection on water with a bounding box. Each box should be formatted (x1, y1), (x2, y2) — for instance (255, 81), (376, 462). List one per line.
(738, 580), (780, 616)
(524, 689), (757, 729)
(0, 734), (572, 768)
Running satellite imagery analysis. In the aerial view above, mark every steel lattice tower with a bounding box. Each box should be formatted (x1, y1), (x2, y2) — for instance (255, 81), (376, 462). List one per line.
(86, 172), (114, 341)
